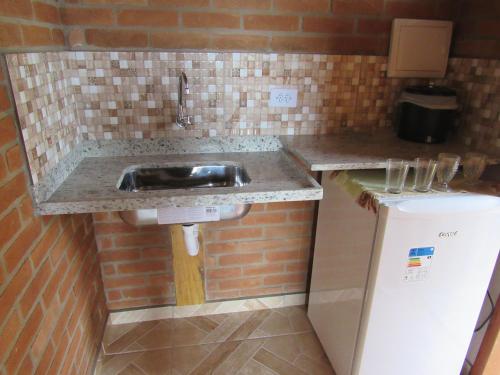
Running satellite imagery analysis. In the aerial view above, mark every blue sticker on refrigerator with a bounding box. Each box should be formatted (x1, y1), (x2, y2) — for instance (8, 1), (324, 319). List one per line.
(403, 247), (435, 282)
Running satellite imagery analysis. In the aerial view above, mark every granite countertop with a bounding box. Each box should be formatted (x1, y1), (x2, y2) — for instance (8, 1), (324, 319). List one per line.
(37, 149), (322, 215)
(33, 133), (498, 216)
(281, 132), (496, 171)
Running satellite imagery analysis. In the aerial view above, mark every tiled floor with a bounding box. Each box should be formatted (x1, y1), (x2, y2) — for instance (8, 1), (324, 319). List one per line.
(95, 306), (335, 375)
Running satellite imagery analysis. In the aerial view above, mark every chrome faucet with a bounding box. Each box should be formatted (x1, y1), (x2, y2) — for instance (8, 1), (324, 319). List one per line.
(176, 72), (192, 128)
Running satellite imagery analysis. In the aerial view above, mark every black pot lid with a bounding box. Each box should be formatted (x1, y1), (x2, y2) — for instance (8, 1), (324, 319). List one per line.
(404, 84), (456, 97)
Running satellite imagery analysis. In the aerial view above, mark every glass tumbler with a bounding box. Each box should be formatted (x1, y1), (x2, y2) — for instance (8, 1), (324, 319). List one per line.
(463, 152), (487, 185)
(413, 158), (438, 192)
(436, 153), (461, 191)
(385, 159), (410, 194)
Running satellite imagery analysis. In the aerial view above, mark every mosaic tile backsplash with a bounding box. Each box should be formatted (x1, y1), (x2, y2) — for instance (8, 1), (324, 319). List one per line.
(7, 52), (500, 184)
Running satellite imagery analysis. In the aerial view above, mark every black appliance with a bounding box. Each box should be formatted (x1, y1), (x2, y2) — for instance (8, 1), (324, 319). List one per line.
(396, 84), (458, 144)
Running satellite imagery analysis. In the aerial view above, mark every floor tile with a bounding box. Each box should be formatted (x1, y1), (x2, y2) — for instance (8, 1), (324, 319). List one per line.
(96, 306), (334, 375)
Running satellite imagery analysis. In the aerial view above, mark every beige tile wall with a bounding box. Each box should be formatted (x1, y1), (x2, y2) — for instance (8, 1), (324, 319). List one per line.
(6, 52), (500, 185)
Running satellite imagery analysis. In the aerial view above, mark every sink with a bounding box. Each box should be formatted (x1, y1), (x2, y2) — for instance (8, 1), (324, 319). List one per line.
(117, 162), (252, 226)
(118, 162), (251, 192)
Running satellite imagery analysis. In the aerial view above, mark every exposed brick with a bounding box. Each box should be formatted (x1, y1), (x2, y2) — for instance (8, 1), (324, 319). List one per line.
(34, 2), (60, 24)
(35, 342), (55, 375)
(332, 0), (384, 15)
(275, 0), (330, 13)
(289, 210), (314, 222)
(219, 253), (262, 266)
(6, 144), (23, 172)
(0, 173), (26, 211)
(0, 208), (20, 247)
(459, 20), (500, 38)
(94, 222), (138, 235)
(239, 212), (287, 225)
(219, 277), (262, 290)
(0, 0), (33, 19)
(0, 116), (19, 148)
(51, 28), (65, 46)
(61, 7), (114, 26)
(107, 290), (122, 300)
(384, 1), (436, 19)
(212, 34), (269, 50)
(142, 247), (169, 258)
(117, 260), (168, 274)
(357, 18), (392, 34)
(117, 9), (178, 27)
(19, 259), (52, 317)
(31, 217), (61, 268)
(68, 28), (86, 48)
(0, 154), (7, 181)
(18, 196), (33, 222)
(205, 242), (237, 254)
(0, 261), (32, 323)
(243, 264), (284, 276)
(266, 201), (313, 210)
(303, 17), (355, 33)
(107, 298), (150, 310)
(0, 85), (10, 112)
(83, 0), (147, 4)
(152, 31), (211, 49)
(183, 12), (240, 29)
(103, 275), (146, 288)
(264, 224), (311, 239)
(214, 0), (271, 10)
(263, 273), (305, 285)
(114, 232), (168, 247)
(0, 310), (21, 362)
(286, 262), (308, 272)
(99, 249), (141, 262)
(5, 304), (43, 374)
(0, 22), (23, 48)
(121, 285), (168, 298)
(42, 257), (68, 305)
(266, 249), (306, 262)
(150, 0), (209, 6)
(149, 273), (174, 285)
(244, 15), (299, 31)
(207, 267), (242, 279)
(21, 25), (54, 46)
(217, 227), (263, 241)
(4, 217), (42, 273)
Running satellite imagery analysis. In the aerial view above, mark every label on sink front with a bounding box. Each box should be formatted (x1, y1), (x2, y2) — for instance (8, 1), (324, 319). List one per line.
(157, 206), (220, 224)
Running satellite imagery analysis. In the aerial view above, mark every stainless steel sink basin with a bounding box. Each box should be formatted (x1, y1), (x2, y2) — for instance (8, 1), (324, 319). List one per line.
(118, 162), (251, 192)
(117, 162), (252, 226)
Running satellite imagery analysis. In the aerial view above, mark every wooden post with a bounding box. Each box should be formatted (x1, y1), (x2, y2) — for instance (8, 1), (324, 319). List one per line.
(170, 224), (205, 306)
(472, 295), (500, 375)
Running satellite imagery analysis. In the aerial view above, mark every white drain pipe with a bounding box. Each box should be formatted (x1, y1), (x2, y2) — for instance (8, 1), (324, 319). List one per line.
(182, 224), (199, 256)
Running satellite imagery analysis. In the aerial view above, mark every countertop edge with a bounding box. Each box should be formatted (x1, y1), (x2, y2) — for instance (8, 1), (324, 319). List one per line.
(37, 187), (323, 215)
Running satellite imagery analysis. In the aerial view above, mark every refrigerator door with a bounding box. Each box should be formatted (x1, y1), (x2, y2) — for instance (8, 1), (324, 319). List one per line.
(353, 194), (500, 375)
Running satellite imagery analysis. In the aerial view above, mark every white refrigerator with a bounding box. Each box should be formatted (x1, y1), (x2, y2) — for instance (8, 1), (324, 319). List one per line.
(308, 171), (500, 375)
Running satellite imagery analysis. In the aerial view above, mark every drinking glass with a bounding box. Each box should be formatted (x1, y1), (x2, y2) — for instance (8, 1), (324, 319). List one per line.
(436, 153), (460, 191)
(413, 158), (438, 192)
(463, 152), (487, 185)
(385, 159), (410, 194)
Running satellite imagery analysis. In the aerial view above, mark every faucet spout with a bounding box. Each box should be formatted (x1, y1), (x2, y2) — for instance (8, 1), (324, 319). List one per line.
(176, 72), (192, 128)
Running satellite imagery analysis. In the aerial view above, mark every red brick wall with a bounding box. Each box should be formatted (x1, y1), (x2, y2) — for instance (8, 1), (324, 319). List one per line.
(452, 0), (500, 59)
(204, 202), (315, 301)
(93, 212), (175, 310)
(60, 0), (455, 55)
(0, 0), (65, 50)
(1, 1), (107, 374)
(92, 202), (314, 309)
(0, 63), (107, 374)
